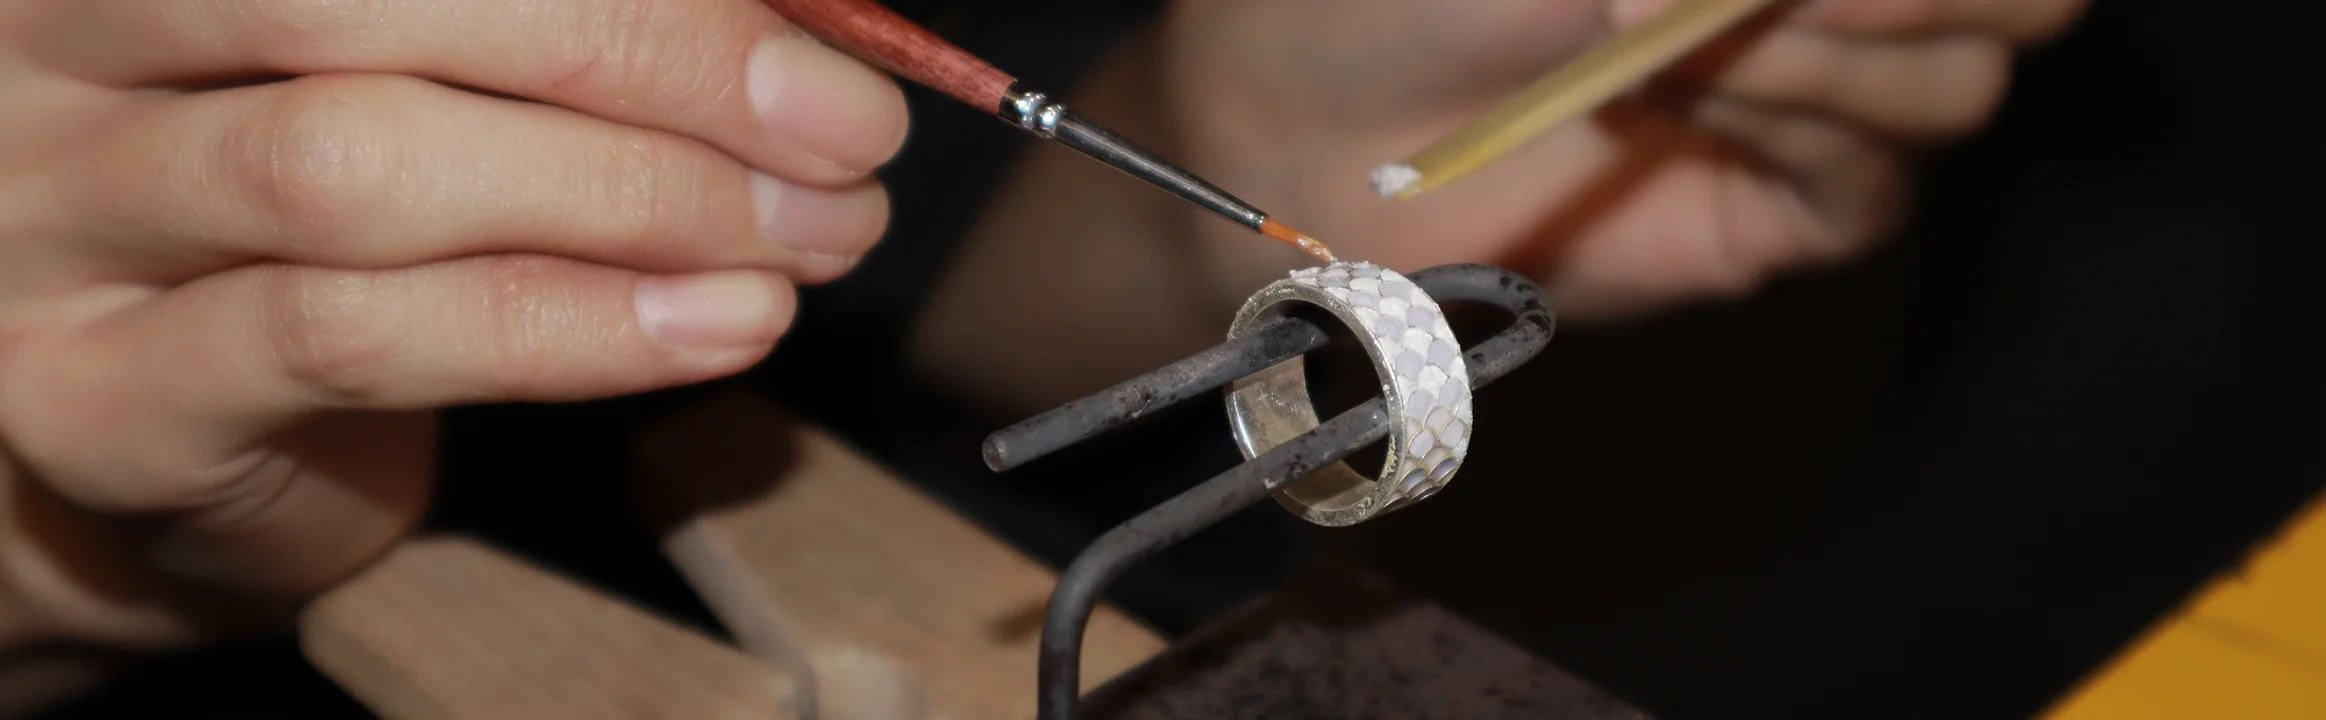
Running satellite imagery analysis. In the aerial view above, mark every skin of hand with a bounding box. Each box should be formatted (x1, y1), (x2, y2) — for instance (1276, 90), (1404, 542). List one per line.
(913, 0), (2087, 415)
(0, 0), (904, 698)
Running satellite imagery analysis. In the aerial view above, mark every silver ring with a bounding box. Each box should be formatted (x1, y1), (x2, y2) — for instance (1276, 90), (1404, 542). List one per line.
(1224, 262), (1473, 526)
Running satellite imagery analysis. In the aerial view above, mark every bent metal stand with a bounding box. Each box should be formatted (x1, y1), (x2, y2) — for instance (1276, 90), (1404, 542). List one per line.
(983, 264), (1582, 719)
(296, 264), (1655, 720)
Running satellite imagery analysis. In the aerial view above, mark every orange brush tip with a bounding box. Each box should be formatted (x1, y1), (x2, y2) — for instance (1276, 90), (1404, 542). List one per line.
(1259, 219), (1339, 264)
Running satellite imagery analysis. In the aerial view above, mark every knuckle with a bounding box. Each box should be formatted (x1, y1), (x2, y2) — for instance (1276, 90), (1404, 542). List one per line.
(259, 267), (397, 406)
(228, 76), (405, 242)
(566, 0), (727, 117)
(596, 137), (712, 256)
(166, 450), (295, 516)
(472, 256), (568, 398)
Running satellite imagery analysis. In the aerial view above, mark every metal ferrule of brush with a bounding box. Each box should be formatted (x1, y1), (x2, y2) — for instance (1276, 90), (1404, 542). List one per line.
(997, 84), (1268, 232)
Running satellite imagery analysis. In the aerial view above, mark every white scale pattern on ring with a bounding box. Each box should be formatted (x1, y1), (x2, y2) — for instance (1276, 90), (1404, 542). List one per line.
(1286, 262), (1473, 502)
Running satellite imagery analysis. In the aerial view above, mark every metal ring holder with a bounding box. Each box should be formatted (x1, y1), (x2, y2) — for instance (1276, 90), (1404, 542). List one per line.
(980, 264), (1557, 720)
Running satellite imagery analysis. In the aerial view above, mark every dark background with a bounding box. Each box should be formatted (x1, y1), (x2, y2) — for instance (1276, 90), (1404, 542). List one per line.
(44, 0), (2317, 717)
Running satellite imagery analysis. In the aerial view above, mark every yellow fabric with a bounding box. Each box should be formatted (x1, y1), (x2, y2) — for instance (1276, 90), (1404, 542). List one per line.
(2043, 496), (2326, 719)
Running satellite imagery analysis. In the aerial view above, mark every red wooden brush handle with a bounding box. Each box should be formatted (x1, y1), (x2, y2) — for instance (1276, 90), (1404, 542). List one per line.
(763, 0), (1016, 112)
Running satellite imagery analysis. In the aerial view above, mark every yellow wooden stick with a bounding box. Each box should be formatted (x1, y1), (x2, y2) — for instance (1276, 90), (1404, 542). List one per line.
(1370, 0), (1779, 199)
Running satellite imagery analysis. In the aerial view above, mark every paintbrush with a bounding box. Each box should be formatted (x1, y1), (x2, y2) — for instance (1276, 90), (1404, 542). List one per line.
(763, 0), (1337, 263)
(1371, 0), (1780, 199)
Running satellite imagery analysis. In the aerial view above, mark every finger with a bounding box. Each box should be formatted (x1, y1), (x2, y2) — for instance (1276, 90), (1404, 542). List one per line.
(1528, 100), (1900, 321)
(1791, 0), (2090, 44)
(1665, 26), (2013, 141)
(1678, 93), (1908, 258)
(0, 256), (795, 514)
(56, 74), (886, 284)
(1, 411), (434, 634)
(0, 72), (130, 301)
(1521, 106), (1801, 317)
(33, 0), (908, 185)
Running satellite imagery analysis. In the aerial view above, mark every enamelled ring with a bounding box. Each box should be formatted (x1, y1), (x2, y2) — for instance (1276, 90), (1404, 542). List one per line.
(1225, 262), (1473, 526)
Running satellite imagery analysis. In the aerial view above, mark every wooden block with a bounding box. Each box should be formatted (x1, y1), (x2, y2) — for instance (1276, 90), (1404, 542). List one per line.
(299, 536), (801, 720)
(634, 390), (1169, 720)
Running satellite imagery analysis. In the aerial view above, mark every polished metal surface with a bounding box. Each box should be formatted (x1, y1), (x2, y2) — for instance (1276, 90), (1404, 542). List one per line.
(1000, 85), (1067, 137)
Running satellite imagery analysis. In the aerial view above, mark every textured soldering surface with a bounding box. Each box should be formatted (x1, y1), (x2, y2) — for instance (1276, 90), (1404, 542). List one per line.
(1080, 569), (1653, 720)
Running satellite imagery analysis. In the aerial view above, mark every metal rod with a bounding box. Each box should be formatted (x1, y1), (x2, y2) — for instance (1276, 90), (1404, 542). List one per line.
(995, 264), (1558, 720)
(1412, 265), (1558, 386)
(1035, 398), (1391, 720)
(983, 319), (1329, 472)
(986, 265), (1555, 474)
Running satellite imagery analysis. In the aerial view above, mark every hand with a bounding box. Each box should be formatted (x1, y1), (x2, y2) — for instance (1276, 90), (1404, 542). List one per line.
(1159, 0), (2086, 319)
(0, 0), (903, 679)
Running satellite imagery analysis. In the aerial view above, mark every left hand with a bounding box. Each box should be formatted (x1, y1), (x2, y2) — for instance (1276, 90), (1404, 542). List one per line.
(1158, 0), (2087, 319)
(0, 0), (903, 705)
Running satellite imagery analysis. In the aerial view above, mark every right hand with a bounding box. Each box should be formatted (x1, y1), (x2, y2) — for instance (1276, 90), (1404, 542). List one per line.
(1160, 0), (2085, 320)
(0, 0), (903, 664)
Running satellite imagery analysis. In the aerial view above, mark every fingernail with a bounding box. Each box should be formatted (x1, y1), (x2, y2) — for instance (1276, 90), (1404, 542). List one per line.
(634, 273), (783, 347)
(750, 171), (786, 237)
(746, 37), (908, 174)
(748, 171), (887, 256)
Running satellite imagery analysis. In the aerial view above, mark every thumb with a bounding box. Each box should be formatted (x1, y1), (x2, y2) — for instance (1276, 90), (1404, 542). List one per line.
(143, 411), (436, 600)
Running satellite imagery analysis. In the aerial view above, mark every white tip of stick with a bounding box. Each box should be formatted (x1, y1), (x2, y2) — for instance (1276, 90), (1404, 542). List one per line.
(1369, 164), (1422, 198)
